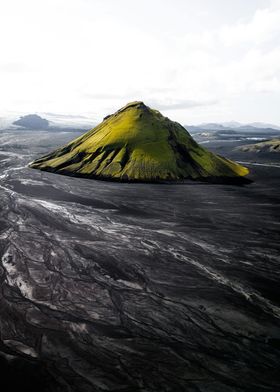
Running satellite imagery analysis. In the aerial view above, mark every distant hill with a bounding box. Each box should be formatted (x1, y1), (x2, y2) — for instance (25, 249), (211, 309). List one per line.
(237, 139), (280, 153)
(0, 113), (93, 132)
(13, 114), (50, 130)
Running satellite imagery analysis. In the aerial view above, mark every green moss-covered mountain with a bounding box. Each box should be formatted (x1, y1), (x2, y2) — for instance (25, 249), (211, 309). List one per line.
(30, 101), (249, 182)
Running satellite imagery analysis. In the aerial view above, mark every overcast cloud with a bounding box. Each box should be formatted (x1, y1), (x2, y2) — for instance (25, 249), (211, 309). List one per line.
(0, 0), (279, 124)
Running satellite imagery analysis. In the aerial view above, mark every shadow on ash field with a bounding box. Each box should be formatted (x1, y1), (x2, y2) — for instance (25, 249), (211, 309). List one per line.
(0, 130), (280, 392)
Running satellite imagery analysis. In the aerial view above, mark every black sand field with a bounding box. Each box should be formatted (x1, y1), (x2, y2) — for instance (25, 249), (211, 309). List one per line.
(0, 130), (279, 391)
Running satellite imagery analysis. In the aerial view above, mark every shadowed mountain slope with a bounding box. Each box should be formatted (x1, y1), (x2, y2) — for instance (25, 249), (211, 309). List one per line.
(30, 101), (249, 182)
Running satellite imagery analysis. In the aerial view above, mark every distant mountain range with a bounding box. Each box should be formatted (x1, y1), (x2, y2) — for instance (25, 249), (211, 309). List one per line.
(186, 122), (280, 133)
(0, 112), (279, 134)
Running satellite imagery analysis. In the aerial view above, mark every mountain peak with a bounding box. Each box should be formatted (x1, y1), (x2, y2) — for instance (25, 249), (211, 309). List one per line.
(30, 102), (249, 182)
(121, 101), (146, 109)
(103, 101), (148, 121)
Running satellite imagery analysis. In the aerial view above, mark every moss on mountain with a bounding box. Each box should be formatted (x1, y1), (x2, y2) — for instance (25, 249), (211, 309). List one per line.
(30, 101), (249, 182)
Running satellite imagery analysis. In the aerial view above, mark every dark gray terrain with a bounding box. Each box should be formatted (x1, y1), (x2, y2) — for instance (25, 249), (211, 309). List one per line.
(0, 130), (280, 391)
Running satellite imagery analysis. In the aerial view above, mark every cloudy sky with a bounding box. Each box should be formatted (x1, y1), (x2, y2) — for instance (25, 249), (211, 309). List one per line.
(0, 0), (279, 125)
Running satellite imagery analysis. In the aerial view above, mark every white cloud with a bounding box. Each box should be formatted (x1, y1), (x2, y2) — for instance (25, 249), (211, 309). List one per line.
(0, 0), (279, 125)
(220, 3), (280, 46)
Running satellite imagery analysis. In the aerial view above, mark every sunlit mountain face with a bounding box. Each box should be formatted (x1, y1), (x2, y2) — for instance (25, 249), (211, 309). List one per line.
(30, 102), (249, 182)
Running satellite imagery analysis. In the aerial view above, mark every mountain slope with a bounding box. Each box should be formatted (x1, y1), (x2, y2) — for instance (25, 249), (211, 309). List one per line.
(30, 101), (249, 182)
